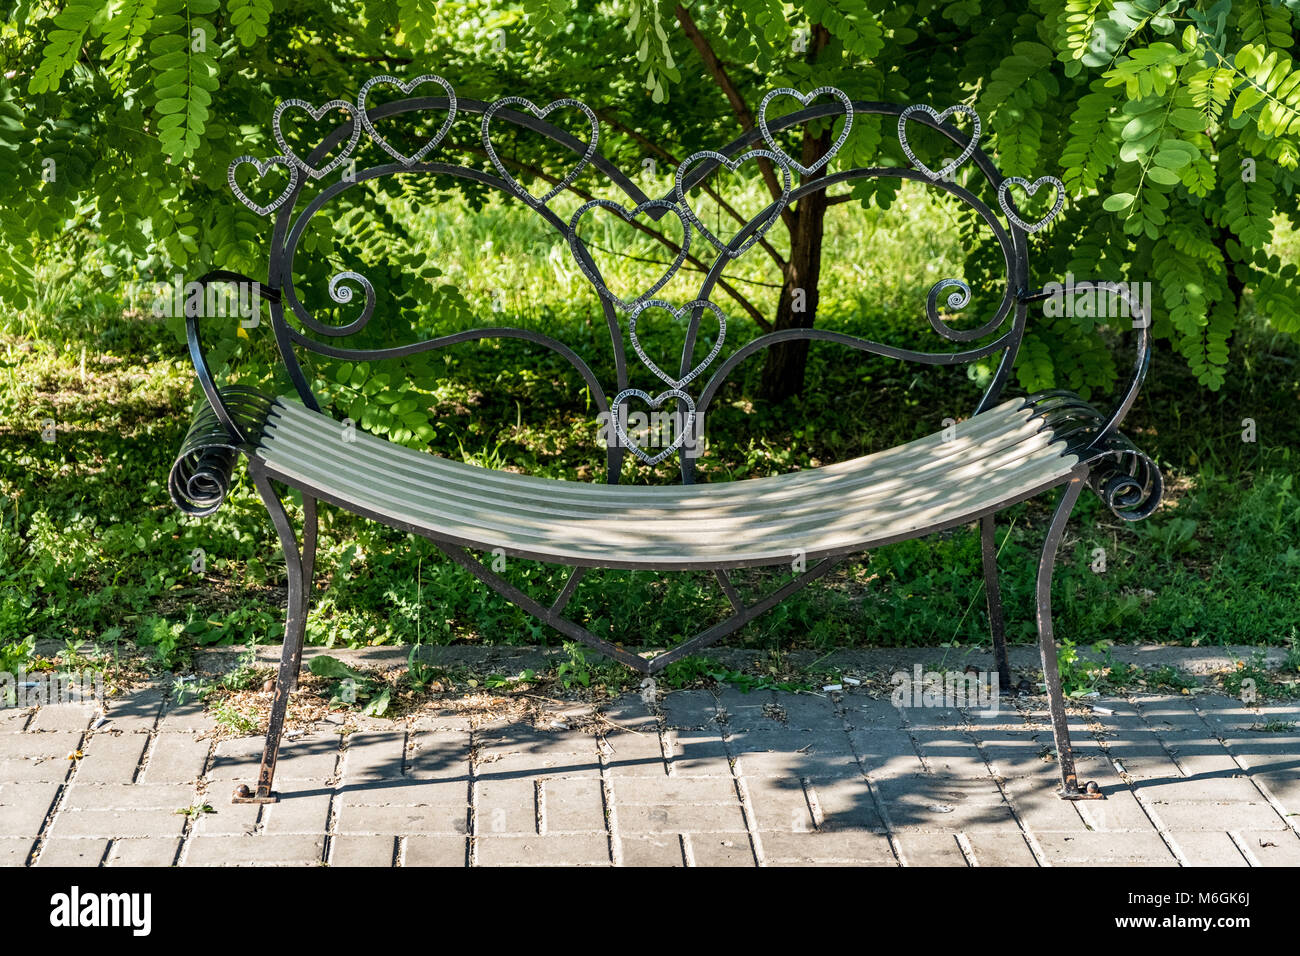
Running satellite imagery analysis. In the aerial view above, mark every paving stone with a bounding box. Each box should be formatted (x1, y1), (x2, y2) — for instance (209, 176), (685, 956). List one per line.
(103, 689), (164, 732)
(663, 730), (731, 775)
(1147, 801), (1289, 831)
(1166, 830), (1251, 866)
(875, 775), (1015, 831)
(1074, 790), (1157, 832)
(600, 729), (665, 777)
(474, 778), (538, 835)
(34, 838), (109, 867)
(50, 808), (187, 839)
(0, 782), (60, 836)
(614, 801), (748, 834)
(0, 709), (30, 732)
(330, 834), (396, 866)
(106, 838), (182, 866)
(660, 690), (719, 729)
(476, 751), (602, 779)
(185, 834), (325, 866)
(613, 775), (737, 806)
(0, 837), (35, 865)
(405, 731), (472, 780)
(618, 833), (685, 866)
(335, 802), (468, 835)
(777, 695), (845, 733)
(1100, 734), (1184, 778)
(540, 777), (606, 834)
(474, 834), (609, 866)
(727, 732), (860, 779)
(404, 835), (468, 866)
(62, 783), (196, 811)
(909, 730), (992, 778)
(157, 701), (218, 734)
(964, 830), (1039, 866)
(896, 831), (971, 865)
(688, 833), (757, 866)
(337, 779), (469, 807)
(1133, 775), (1271, 804)
(1243, 830), (1300, 866)
(478, 726), (596, 759)
(1035, 831), (1178, 865)
(28, 705), (96, 733)
(73, 732), (147, 784)
(210, 734), (338, 781)
(195, 802), (261, 836)
(262, 793), (332, 834)
(0, 731), (80, 783)
(757, 828), (896, 864)
(142, 733), (211, 784)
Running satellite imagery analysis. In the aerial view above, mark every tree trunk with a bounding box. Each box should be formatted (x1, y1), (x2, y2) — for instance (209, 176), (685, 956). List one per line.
(757, 22), (832, 403)
(758, 132), (831, 402)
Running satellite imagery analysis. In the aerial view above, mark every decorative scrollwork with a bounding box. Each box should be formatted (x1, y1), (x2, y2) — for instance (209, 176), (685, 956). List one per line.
(897, 104), (981, 181)
(481, 95), (600, 206)
(1086, 443), (1163, 521)
(674, 149), (791, 257)
(272, 98), (361, 180)
(568, 199), (691, 311)
(925, 278), (1009, 343)
(756, 86), (853, 176)
(169, 386), (274, 516)
(357, 73), (457, 166)
(998, 176), (1065, 233)
(610, 387), (696, 466)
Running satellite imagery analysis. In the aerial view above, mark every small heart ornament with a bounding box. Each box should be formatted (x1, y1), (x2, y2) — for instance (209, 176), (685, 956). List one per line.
(897, 103), (982, 181)
(998, 176), (1065, 233)
(628, 299), (727, 389)
(227, 155), (299, 216)
(756, 86), (853, 177)
(482, 96), (599, 205)
(273, 98), (361, 180)
(610, 388), (696, 466)
(674, 149), (791, 257)
(357, 73), (457, 166)
(568, 199), (691, 311)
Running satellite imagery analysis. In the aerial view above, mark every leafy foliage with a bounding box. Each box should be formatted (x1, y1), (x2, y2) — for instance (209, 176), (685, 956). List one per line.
(2, 0), (1299, 411)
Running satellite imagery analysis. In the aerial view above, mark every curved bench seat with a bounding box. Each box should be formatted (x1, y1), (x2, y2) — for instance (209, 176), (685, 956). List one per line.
(253, 396), (1079, 570)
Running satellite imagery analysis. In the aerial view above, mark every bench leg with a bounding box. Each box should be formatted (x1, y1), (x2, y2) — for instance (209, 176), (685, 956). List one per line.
(980, 514), (1012, 692)
(234, 470), (314, 804)
(1036, 470), (1102, 800)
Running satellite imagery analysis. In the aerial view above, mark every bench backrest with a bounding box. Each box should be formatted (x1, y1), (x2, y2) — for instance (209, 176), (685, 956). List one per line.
(229, 77), (1063, 483)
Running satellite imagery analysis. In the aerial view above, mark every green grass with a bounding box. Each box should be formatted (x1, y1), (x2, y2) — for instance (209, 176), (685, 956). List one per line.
(2, 183), (1299, 670)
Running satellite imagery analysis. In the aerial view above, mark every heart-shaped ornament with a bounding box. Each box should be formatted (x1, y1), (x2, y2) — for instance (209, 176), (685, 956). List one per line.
(273, 98), (362, 180)
(628, 299), (726, 389)
(569, 199), (691, 311)
(227, 155), (300, 217)
(674, 149), (791, 257)
(481, 96), (599, 206)
(897, 103), (982, 181)
(610, 388), (696, 466)
(756, 86), (853, 177)
(998, 176), (1065, 233)
(357, 73), (457, 166)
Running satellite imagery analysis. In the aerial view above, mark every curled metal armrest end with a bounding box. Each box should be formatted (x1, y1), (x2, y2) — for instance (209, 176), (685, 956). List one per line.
(169, 387), (275, 517)
(1081, 433), (1163, 522)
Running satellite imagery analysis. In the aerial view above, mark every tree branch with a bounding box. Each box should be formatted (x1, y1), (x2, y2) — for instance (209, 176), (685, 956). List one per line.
(673, 2), (794, 235)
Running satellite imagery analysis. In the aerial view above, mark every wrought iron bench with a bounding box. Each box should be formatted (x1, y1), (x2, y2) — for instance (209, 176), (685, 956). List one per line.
(168, 77), (1162, 805)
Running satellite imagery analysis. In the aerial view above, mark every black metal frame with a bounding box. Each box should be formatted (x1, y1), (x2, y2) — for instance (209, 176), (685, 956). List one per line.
(171, 89), (1163, 804)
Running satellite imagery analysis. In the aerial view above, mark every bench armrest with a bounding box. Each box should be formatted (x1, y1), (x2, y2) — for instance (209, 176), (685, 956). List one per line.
(1021, 278), (1151, 451)
(185, 270), (281, 443)
(169, 270), (280, 516)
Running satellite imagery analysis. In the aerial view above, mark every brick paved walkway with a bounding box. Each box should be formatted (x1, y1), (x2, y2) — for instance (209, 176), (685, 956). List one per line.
(3, 659), (1298, 866)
